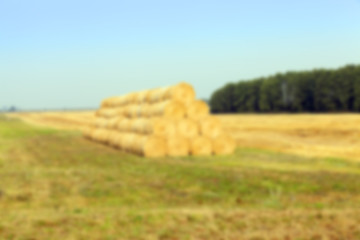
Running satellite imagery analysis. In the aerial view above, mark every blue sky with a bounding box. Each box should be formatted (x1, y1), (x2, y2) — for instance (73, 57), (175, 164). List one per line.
(1, 0), (360, 109)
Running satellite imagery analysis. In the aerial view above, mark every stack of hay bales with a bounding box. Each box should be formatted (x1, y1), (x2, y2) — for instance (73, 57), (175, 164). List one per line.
(82, 82), (236, 157)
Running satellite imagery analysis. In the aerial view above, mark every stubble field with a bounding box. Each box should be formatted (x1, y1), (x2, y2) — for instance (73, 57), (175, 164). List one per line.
(1, 112), (360, 239)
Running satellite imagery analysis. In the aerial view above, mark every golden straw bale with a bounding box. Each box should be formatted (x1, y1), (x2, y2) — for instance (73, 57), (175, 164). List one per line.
(198, 116), (222, 138)
(188, 136), (212, 156)
(116, 118), (132, 132)
(212, 134), (236, 155)
(150, 100), (185, 119)
(130, 118), (147, 133)
(139, 103), (152, 117)
(107, 132), (125, 149)
(121, 133), (139, 152)
(125, 104), (151, 118)
(164, 82), (195, 104)
(147, 87), (168, 103)
(134, 90), (151, 104)
(124, 93), (137, 104)
(175, 118), (199, 138)
(147, 82), (195, 104)
(124, 105), (142, 118)
(117, 107), (126, 116)
(186, 100), (210, 119)
(94, 118), (108, 128)
(96, 108), (125, 118)
(101, 97), (116, 108)
(111, 96), (128, 107)
(143, 117), (176, 136)
(107, 117), (120, 129)
(132, 135), (166, 158)
(91, 129), (112, 144)
(166, 136), (189, 157)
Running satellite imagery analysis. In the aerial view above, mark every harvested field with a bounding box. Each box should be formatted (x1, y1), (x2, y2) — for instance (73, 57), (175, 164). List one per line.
(8, 112), (360, 161)
(1, 114), (360, 239)
(219, 114), (360, 161)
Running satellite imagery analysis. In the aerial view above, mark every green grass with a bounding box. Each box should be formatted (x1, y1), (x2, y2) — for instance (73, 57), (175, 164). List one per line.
(0, 115), (360, 240)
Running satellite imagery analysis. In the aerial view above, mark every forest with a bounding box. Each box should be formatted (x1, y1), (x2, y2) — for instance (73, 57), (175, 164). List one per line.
(210, 64), (360, 113)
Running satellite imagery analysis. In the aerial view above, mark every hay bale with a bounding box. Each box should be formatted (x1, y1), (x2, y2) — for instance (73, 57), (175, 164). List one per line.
(129, 118), (175, 136)
(101, 97), (115, 108)
(124, 105), (144, 118)
(96, 108), (125, 118)
(188, 136), (212, 156)
(116, 118), (131, 132)
(186, 100), (210, 119)
(130, 118), (147, 133)
(134, 90), (151, 104)
(133, 135), (166, 157)
(94, 118), (108, 128)
(91, 129), (112, 144)
(143, 117), (176, 136)
(111, 96), (128, 107)
(198, 116), (222, 138)
(121, 133), (140, 152)
(150, 100), (185, 119)
(212, 134), (236, 155)
(146, 82), (195, 104)
(107, 117), (120, 129)
(107, 131), (122, 148)
(175, 118), (199, 138)
(147, 87), (168, 102)
(140, 103), (152, 117)
(166, 136), (189, 157)
(164, 82), (196, 104)
(124, 93), (137, 104)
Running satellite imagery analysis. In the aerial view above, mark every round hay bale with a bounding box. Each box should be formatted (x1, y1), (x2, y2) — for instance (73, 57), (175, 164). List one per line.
(166, 136), (189, 157)
(134, 90), (151, 104)
(133, 135), (166, 158)
(130, 118), (147, 133)
(117, 107), (126, 116)
(198, 116), (223, 138)
(101, 97), (115, 108)
(188, 136), (212, 156)
(107, 117), (120, 129)
(175, 119), (199, 138)
(121, 133), (139, 152)
(91, 129), (112, 144)
(116, 118), (131, 132)
(108, 132), (125, 149)
(151, 100), (185, 119)
(147, 87), (168, 103)
(124, 105), (142, 118)
(124, 93), (137, 104)
(96, 108), (123, 118)
(95, 109), (102, 117)
(143, 117), (176, 136)
(186, 100), (210, 119)
(94, 118), (108, 128)
(212, 134), (236, 155)
(139, 103), (152, 118)
(111, 96), (128, 107)
(164, 82), (195, 104)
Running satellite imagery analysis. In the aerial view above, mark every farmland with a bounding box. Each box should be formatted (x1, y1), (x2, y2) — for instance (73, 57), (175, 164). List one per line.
(1, 112), (360, 239)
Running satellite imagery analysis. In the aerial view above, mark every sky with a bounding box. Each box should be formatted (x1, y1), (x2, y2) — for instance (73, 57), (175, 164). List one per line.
(1, 0), (360, 110)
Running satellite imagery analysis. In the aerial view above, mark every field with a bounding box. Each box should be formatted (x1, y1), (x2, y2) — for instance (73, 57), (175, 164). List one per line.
(1, 112), (360, 239)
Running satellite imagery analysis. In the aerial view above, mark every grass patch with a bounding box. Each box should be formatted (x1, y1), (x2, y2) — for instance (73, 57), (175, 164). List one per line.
(0, 117), (360, 239)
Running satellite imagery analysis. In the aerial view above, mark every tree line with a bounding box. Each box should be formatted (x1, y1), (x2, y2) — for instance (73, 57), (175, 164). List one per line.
(209, 64), (360, 113)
